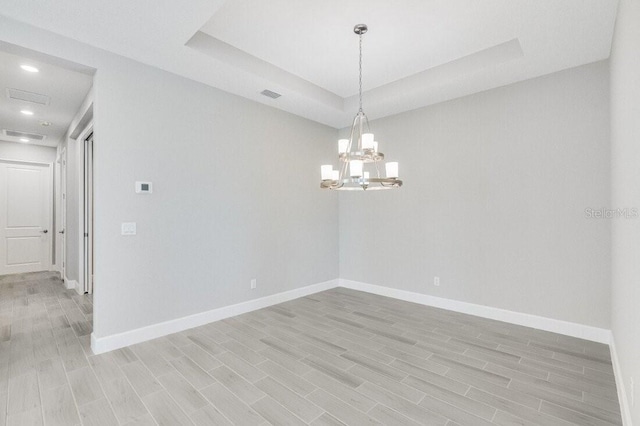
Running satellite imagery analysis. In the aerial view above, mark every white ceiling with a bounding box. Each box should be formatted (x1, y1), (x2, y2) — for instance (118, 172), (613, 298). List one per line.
(0, 0), (619, 128)
(0, 47), (94, 147)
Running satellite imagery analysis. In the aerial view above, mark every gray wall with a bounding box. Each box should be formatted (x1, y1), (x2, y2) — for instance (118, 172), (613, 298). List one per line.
(0, 140), (56, 163)
(610, 0), (640, 421)
(0, 17), (339, 340)
(340, 61), (611, 328)
(92, 56), (339, 337)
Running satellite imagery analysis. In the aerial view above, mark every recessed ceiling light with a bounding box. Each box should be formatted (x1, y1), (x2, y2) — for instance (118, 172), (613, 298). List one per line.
(19, 138), (29, 143)
(20, 110), (34, 116)
(40, 121), (52, 127)
(20, 65), (39, 73)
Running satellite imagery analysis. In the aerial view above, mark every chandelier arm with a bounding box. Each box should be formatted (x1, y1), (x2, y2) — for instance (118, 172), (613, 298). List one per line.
(347, 113), (359, 154)
(341, 115), (359, 182)
(374, 160), (381, 178)
(358, 112), (364, 151)
(340, 155), (349, 182)
(364, 113), (371, 134)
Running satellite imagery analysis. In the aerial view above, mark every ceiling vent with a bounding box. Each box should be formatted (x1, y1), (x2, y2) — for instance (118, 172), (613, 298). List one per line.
(6, 88), (51, 106)
(3, 129), (46, 141)
(260, 89), (281, 99)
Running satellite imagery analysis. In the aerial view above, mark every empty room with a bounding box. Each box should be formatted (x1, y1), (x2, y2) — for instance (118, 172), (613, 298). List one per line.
(0, 0), (638, 425)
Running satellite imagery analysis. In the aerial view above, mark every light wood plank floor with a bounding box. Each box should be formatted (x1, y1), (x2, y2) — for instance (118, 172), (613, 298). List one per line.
(0, 272), (623, 425)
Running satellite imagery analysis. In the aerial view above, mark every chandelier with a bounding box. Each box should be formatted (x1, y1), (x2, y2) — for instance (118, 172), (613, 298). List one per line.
(320, 24), (402, 191)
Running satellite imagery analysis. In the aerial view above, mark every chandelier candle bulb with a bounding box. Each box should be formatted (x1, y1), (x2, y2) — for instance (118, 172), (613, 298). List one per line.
(362, 133), (374, 150)
(321, 165), (334, 180)
(386, 162), (399, 178)
(331, 170), (339, 181)
(350, 160), (363, 177)
(373, 141), (378, 152)
(338, 139), (349, 154)
(364, 171), (370, 180)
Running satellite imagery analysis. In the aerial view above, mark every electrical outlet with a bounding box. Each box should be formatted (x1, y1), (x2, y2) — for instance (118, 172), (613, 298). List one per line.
(434, 276), (440, 286)
(250, 278), (257, 290)
(631, 377), (635, 407)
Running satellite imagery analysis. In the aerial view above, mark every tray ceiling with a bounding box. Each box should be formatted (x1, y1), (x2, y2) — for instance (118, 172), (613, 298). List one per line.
(0, 0), (619, 128)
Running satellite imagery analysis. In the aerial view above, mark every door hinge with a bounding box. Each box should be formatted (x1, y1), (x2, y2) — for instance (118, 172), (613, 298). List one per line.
(84, 233), (89, 237)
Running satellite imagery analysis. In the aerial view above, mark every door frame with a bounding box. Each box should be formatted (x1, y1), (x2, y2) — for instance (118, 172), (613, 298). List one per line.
(0, 158), (54, 274)
(56, 148), (67, 281)
(67, 96), (94, 295)
(83, 130), (94, 294)
(77, 122), (93, 294)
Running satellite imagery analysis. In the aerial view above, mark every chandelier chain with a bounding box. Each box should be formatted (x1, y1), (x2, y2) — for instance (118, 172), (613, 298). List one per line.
(359, 33), (363, 113)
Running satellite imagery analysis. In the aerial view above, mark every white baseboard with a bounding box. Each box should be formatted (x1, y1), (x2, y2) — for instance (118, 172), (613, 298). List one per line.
(91, 278), (339, 354)
(339, 279), (612, 344)
(610, 335), (633, 425)
(91, 277), (612, 356)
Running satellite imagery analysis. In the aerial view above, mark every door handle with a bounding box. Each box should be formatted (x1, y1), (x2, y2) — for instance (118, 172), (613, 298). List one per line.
(58, 230), (65, 234)
(41, 230), (48, 234)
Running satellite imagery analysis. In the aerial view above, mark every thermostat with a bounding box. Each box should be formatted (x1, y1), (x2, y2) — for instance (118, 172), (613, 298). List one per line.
(135, 181), (153, 194)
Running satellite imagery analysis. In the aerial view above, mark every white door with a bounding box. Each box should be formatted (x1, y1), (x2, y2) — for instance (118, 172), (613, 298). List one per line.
(0, 161), (52, 275)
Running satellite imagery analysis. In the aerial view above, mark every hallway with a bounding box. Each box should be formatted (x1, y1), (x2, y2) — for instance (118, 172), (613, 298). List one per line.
(0, 272), (93, 424)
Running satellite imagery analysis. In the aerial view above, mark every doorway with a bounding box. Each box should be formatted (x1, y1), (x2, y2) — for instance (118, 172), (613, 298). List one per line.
(0, 160), (52, 275)
(65, 106), (93, 295)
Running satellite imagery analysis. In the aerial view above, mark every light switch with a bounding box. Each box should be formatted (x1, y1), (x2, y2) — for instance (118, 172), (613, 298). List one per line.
(121, 222), (137, 235)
